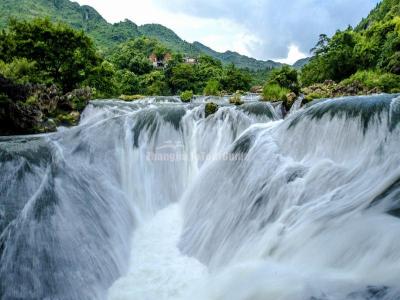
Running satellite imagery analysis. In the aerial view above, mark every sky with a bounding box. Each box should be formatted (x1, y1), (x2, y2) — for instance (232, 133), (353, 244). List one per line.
(74, 0), (380, 64)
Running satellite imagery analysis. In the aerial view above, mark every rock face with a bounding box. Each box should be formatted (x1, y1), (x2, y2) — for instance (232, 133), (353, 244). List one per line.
(0, 75), (92, 135)
(0, 100), (43, 135)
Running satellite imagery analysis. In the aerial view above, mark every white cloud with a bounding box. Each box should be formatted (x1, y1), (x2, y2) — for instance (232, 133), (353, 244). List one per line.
(74, 0), (380, 63)
(276, 45), (307, 65)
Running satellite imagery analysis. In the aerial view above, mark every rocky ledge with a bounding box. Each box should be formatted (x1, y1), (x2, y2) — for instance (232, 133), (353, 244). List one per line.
(0, 75), (92, 135)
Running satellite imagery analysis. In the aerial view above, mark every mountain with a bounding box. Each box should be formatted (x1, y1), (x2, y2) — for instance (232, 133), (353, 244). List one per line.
(192, 41), (282, 70)
(0, 0), (142, 49)
(356, 0), (400, 30)
(0, 0), (282, 70)
(292, 57), (311, 69)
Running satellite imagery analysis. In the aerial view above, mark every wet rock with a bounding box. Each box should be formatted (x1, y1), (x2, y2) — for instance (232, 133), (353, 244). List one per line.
(250, 86), (263, 94)
(0, 74), (92, 135)
(0, 98), (43, 135)
(205, 102), (219, 117)
(229, 93), (244, 106)
(285, 92), (297, 110)
(56, 111), (80, 127)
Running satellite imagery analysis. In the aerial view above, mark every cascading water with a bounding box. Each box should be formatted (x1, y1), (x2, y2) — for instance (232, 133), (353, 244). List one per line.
(1, 94), (400, 300)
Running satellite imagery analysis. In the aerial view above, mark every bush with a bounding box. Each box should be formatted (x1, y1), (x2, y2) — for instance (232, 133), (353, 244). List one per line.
(220, 64), (252, 93)
(203, 79), (220, 96)
(0, 58), (40, 84)
(180, 90), (193, 102)
(262, 84), (290, 102)
(267, 66), (299, 94)
(340, 70), (400, 93)
(115, 70), (140, 95)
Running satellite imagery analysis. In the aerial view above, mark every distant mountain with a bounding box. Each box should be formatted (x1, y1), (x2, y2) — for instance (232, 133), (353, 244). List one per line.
(292, 57), (311, 69)
(0, 0), (282, 70)
(192, 42), (282, 70)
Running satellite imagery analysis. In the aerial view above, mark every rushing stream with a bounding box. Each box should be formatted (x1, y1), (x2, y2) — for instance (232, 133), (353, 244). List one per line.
(1, 94), (400, 300)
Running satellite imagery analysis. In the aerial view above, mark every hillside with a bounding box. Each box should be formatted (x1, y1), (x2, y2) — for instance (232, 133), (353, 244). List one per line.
(0, 0), (282, 70)
(356, 0), (400, 30)
(192, 41), (282, 70)
(292, 57), (311, 69)
(0, 0), (141, 51)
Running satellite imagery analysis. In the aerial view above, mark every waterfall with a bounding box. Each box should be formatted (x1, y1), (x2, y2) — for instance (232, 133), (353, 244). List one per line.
(1, 95), (400, 300)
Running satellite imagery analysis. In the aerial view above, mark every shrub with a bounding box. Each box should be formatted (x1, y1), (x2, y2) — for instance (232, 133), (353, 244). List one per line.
(0, 58), (40, 84)
(340, 70), (400, 93)
(267, 66), (300, 94)
(262, 84), (290, 102)
(203, 79), (220, 96)
(180, 90), (193, 102)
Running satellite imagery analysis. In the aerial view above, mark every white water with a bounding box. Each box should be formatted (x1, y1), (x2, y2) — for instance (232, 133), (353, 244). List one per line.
(107, 204), (207, 300)
(1, 95), (400, 300)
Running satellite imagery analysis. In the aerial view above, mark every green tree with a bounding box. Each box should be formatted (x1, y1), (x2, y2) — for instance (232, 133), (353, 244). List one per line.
(267, 66), (299, 94)
(0, 58), (43, 84)
(141, 71), (170, 95)
(84, 61), (118, 97)
(203, 79), (220, 96)
(169, 63), (196, 93)
(115, 69), (140, 95)
(220, 64), (252, 93)
(1, 18), (101, 92)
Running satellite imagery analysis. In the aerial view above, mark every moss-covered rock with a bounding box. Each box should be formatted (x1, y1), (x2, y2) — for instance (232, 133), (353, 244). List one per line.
(285, 92), (297, 110)
(229, 92), (244, 106)
(55, 111), (80, 127)
(119, 94), (145, 101)
(205, 102), (219, 117)
(301, 79), (386, 102)
(250, 86), (263, 93)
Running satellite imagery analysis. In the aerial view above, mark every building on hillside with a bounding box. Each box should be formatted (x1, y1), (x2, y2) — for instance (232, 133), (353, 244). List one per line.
(183, 57), (197, 65)
(149, 53), (172, 68)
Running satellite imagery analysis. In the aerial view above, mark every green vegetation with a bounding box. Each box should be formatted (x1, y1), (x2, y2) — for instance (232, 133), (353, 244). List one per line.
(180, 90), (194, 102)
(267, 66), (300, 94)
(300, 0), (400, 96)
(204, 79), (221, 96)
(263, 84), (291, 102)
(341, 70), (400, 93)
(261, 66), (299, 110)
(119, 94), (145, 101)
(0, 0), (283, 70)
(2, 0), (400, 135)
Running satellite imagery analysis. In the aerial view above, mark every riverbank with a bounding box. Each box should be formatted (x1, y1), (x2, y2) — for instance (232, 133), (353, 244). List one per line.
(0, 75), (92, 135)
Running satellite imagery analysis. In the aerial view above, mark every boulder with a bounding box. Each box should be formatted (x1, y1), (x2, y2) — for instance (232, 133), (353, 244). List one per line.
(205, 102), (219, 117)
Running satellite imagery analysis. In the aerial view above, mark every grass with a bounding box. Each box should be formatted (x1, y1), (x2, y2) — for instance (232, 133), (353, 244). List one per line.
(262, 83), (290, 102)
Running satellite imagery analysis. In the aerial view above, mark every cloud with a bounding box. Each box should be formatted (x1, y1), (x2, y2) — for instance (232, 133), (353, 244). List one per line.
(152, 0), (380, 60)
(75, 0), (380, 62)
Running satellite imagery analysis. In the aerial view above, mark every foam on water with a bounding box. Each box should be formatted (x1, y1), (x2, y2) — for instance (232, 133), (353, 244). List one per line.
(2, 95), (400, 300)
(107, 204), (207, 300)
